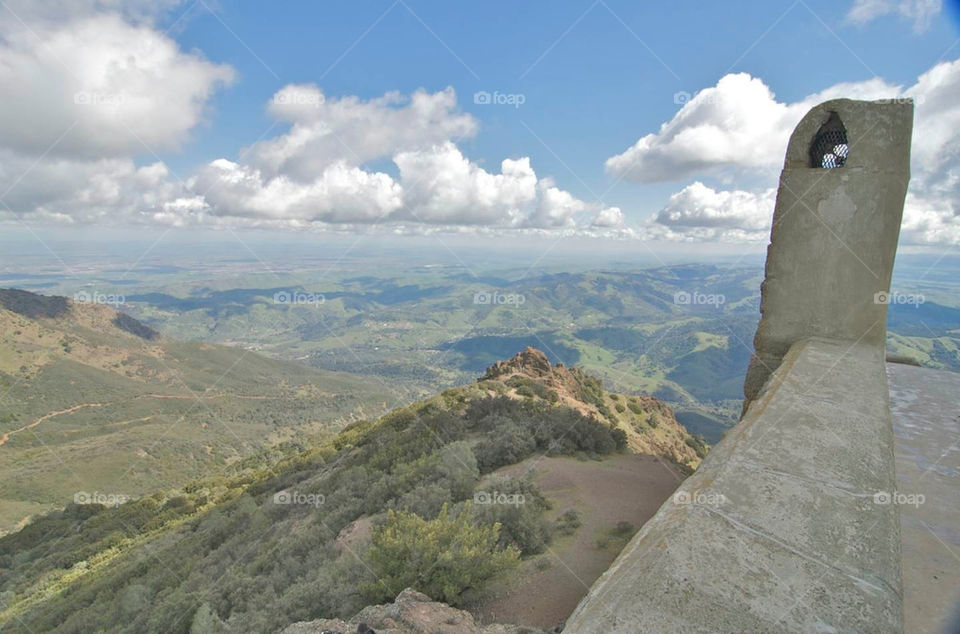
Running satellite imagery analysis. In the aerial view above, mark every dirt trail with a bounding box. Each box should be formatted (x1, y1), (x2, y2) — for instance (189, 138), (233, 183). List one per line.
(0, 391), (275, 447)
(0, 403), (105, 447)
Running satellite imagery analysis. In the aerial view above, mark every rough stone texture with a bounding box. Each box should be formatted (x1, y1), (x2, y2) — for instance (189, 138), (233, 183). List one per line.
(564, 338), (902, 633)
(282, 588), (548, 634)
(887, 363), (960, 634)
(744, 99), (913, 408)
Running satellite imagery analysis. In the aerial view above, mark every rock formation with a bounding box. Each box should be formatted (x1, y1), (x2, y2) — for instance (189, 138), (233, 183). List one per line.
(281, 588), (549, 634)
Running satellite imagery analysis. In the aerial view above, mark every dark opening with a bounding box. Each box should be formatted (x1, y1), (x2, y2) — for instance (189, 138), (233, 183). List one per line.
(809, 111), (848, 168)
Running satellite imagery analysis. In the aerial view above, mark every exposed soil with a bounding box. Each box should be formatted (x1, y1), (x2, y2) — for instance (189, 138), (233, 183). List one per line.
(471, 452), (684, 629)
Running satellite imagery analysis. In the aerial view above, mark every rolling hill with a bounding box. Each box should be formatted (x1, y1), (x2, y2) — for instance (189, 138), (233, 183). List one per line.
(0, 289), (391, 533)
(0, 346), (703, 633)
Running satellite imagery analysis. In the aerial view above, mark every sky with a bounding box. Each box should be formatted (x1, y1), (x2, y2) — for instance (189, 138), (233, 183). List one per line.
(0, 0), (958, 251)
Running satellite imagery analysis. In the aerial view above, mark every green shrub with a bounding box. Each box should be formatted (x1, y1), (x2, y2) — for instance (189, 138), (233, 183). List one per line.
(554, 509), (582, 536)
(364, 503), (519, 606)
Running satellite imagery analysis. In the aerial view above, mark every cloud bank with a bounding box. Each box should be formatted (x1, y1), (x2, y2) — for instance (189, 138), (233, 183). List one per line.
(614, 62), (960, 245)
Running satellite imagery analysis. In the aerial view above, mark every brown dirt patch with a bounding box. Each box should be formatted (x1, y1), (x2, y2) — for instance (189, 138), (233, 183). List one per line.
(471, 453), (685, 629)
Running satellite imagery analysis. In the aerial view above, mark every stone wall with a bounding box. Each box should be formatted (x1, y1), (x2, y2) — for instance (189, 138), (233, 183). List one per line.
(743, 99), (912, 409)
(564, 99), (912, 633)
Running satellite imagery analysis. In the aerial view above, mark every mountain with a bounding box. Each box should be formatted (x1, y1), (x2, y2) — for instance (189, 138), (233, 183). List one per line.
(0, 289), (390, 534)
(0, 345), (702, 633)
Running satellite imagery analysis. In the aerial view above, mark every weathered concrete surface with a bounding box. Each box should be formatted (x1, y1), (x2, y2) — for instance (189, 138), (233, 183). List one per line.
(887, 362), (960, 634)
(563, 338), (902, 633)
(744, 99), (913, 408)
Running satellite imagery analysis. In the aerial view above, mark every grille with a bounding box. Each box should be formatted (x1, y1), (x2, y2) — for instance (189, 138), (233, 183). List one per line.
(809, 112), (848, 169)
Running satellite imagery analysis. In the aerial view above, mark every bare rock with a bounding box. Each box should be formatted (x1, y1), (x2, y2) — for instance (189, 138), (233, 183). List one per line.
(281, 588), (549, 634)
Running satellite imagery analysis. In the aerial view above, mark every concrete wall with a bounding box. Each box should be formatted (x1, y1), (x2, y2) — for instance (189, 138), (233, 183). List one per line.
(564, 100), (912, 633)
(743, 99), (912, 408)
(564, 338), (903, 633)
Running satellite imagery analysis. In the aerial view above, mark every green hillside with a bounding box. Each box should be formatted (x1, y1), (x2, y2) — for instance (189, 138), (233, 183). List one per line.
(0, 290), (391, 533)
(0, 348), (702, 633)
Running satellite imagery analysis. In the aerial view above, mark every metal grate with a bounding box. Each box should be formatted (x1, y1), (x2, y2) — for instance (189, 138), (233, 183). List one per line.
(809, 112), (848, 169)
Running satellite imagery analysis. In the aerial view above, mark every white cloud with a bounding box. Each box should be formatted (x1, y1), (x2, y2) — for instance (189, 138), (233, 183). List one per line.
(194, 159), (402, 223)
(606, 73), (899, 183)
(190, 89), (609, 230)
(0, 14), (233, 159)
(635, 61), (960, 245)
(393, 142), (537, 226)
(248, 86), (476, 180)
(655, 182), (774, 233)
(592, 206), (625, 228)
(847, 0), (942, 32)
(530, 178), (589, 228)
(0, 4), (231, 226)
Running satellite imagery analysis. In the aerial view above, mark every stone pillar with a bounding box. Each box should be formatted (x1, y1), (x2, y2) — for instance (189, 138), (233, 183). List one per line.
(743, 99), (913, 412)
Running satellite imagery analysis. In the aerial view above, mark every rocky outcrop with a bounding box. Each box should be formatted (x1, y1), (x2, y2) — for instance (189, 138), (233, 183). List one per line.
(282, 588), (549, 634)
(480, 346), (703, 468)
(483, 346), (554, 381)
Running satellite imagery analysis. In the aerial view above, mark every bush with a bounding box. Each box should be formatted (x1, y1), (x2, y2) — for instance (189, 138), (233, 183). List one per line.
(470, 477), (552, 556)
(554, 509), (581, 536)
(364, 503), (519, 606)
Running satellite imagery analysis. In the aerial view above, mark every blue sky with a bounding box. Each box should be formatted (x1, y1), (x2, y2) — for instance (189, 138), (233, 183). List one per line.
(0, 0), (958, 246)
(166, 0), (958, 205)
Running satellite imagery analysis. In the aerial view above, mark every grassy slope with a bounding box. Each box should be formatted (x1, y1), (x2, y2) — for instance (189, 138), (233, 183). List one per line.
(0, 348), (701, 633)
(0, 291), (390, 533)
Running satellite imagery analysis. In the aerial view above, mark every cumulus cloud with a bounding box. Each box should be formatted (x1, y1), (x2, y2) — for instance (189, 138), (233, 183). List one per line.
(191, 89), (608, 230)
(393, 142), (537, 226)
(195, 159), (403, 223)
(655, 182), (774, 233)
(847, 0), (942, 32)
(0, 2), (232, 227)
(0, 13), (233, 159)
(606, 73), (898, 183)
(636, 61), (960, 245)
(592, 206), (625, 228)
(249, 86), (476, 180)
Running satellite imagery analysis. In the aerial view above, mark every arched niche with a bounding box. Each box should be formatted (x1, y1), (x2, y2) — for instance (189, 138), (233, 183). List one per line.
(809, 111), (849, 168)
